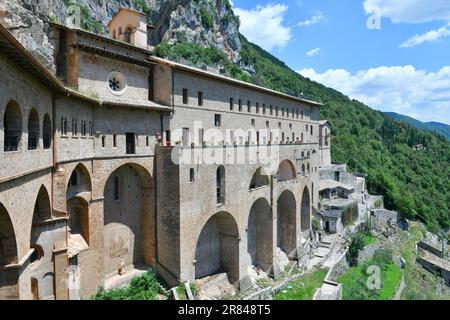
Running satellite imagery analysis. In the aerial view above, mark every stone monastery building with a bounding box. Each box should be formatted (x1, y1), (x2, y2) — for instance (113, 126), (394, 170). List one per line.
(0, 8), (331, 300)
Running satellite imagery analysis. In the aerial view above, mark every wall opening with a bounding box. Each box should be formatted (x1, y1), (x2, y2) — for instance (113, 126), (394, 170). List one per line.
(277, 191), (297, 257)
(3, 100), (22, 152)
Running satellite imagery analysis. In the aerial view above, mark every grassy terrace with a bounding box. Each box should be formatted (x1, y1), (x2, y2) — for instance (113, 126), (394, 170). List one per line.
(274, 269), (328, 300)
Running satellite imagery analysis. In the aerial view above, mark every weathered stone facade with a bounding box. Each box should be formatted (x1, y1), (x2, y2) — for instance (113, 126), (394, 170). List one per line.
(0, 12), (326, 299)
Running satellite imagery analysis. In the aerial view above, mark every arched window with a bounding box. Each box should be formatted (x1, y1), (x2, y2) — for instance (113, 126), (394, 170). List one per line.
(190, 168), (195, 183)
(216, 166), (225, 204)
(301, 164), (306, 176)
(4, 101), (22, 151)
(307, 163), (311, 175)
(124, 26), (133, 44)
(277, 160), (296, 182)
(43, 114), (51, 149)
(28, 108), (39, 150)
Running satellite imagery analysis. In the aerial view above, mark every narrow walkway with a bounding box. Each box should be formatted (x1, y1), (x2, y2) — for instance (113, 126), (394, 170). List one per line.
(394, 273), (406, 300)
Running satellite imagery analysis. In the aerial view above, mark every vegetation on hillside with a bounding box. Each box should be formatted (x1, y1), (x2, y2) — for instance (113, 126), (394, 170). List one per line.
(275, 269), (328, 300)
(338, 249), (402, 300)
(155, 35), (450, 231)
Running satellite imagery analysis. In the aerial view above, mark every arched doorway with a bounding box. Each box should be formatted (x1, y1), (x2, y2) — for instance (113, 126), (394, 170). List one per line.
(0, 203), (19, 300)
(195, 212), (240, 283)
(248, 198), (273, 271)
(103, 164), (154, 277)
(301, 187), (311, 233)
(4, 100), (22, 152)
(277, 191), (297, 257)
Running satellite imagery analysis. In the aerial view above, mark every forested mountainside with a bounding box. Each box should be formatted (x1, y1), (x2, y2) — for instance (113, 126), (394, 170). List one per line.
(2, 0), (449, 231)
(385, 112), (450, 140)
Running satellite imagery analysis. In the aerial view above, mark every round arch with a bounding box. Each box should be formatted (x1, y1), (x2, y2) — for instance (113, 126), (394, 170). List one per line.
(194, 211), (240, 283)
(66, 163), (92, 201)
(249, 167), (270, 190)
(301, 187), (311, 233)
(247, 198), (273, 271)
(27, 108), (39, 150)
(277, 190), (297, 257)
(43, 113), (52, 150)
(4, 100), (22, 152)
(0, 202), (18, 266)
(277, 160), (296, 182)
(103, 163), (154, 277)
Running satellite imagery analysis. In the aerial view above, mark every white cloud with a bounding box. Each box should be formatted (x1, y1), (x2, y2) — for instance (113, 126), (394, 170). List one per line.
(298, 66), (450, 124)
(363, 0), (450, 24)
(298, 10), (327, 27)
(400, 24), (450, 47)
(234, 4), (292, 51)
(306, 48), (320, 57)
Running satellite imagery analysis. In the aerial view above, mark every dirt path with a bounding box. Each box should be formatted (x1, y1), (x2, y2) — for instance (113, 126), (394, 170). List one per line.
(394, 273), (406, 300)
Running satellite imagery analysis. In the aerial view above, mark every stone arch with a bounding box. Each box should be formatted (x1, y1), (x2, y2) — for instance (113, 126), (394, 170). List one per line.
(194, 212), (240, 283)
(301, 187), (311, 233)
(247, 198), (273, 271)
(103, 163), (155, 277)
(0, 202), (19, 300)
(277, 160), (296, 182)
(32, 186), (52, 224)
(249, 167), (270, 190)
(0, 203), (18, 266)
(27, 108), (39, 150)
(277, 190), (297, 256)
(67, 197), (90, 245)
(3, 100), (22, 152)
(43, 113), (52, 150)
(66, 164), (92, 201)
(30, 186), (53, 300)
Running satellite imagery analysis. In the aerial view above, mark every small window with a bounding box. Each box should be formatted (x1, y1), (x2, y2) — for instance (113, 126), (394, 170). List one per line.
(251, 119), (256, 127)
(108, 72), (127, 95)
(101, 136), (106, 148)
(296, 110), (299, 119)
(113, 135), (117, 148)
(263, 104), (266, 115)
(114, 176), (120, 201)
(247, 100), (251, 113)
(146, 136), (149, 147)
(198, 91), (203, 107)
(214, 114), (222, 127)
(126, 132), (136, 154)
(189, 168), (195, 183)
(230, 98), (234, 111)
(238, 99), (242, 111)
(289, 123), (292, 130)
(276, 106), (279, 116)
(278, 122), (282, 129)
(270, 105), (273, 115)
(182, 88), (189, 104)
(266, 121), (270, 128)
(166, 130), (171, 145)
(256, 103), (260, 114)
(301, 111), (304, 119)
(282, 108), (285, 117)
(306, 124), (309, 132)
(311, 125), (313, 135)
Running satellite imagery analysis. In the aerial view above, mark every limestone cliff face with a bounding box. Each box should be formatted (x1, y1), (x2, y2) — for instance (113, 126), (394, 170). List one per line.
(0, 0), (241, 70)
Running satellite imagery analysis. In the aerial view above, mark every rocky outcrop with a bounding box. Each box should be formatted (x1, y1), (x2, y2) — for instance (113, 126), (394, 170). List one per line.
(0, 0), (241, 70)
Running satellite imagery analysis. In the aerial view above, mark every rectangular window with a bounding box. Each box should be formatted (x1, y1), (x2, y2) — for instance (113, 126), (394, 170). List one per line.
(263, 104), (266, 114)
(214, 114), (222, 127)
(148, 69), (154, 101)
(247, 100), (251, 113)
(126, 132), (136, 154)
(289, 124), (292, 130)
(113, 135), (117, 148)
(182, 127), (190, 146)
(198, 91), (203, 107)
(146, 136), (150, 147)
(278, 122), (282, 129)
(266, 121), (270, 128)
(230, 98), (234, 111)
(251, 119), (256, 127)
(276, 106), (279, 116)
(282, 108), (285, 117)
(114, 176), (120, 201)
(301, 111), (304, 119)
(270, 105), (273, 115)
(296, 110), (299, 119)
(101, 136), (106, 148)
(239, 99), (243, 111)
(182, 88), (189, 104)
(311, 125), (313, 135)
(256, 103), (260, 114)
(166, 130), (171, 146)
(198, 128), (204, 145)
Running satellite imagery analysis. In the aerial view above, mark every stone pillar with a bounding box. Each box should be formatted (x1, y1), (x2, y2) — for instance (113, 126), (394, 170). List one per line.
(53, 240), (69, 300)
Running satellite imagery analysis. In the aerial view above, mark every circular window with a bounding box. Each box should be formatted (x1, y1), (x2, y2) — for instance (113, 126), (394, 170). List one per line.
(107, 72), (128, 96)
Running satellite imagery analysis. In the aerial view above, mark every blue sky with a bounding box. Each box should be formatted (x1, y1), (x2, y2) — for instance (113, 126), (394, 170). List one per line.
(232, 0), (450, 124)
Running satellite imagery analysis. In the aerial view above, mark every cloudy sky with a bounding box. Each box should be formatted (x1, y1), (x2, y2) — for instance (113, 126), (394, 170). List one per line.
(232, 0), (450, 124)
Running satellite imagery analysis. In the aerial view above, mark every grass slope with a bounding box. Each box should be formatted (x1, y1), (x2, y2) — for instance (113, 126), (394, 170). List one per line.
(274, 269), (328, 300)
